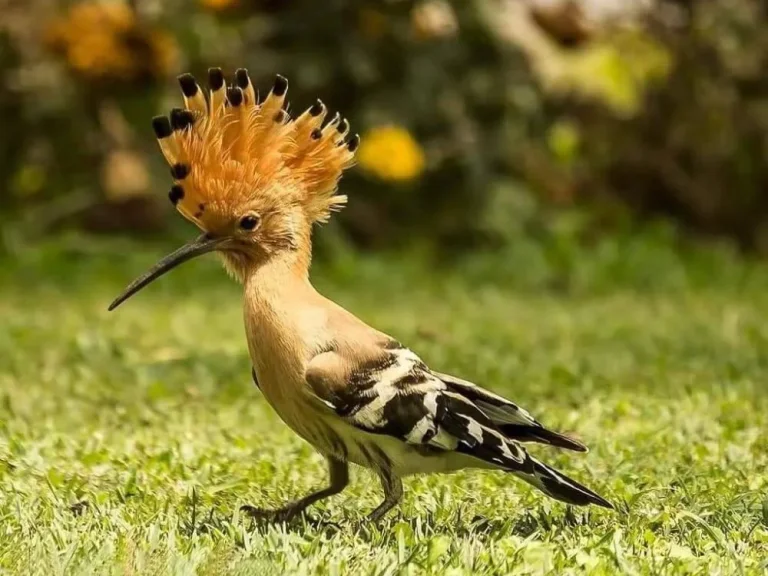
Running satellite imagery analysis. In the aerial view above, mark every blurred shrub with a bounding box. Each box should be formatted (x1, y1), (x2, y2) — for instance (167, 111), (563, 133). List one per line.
(0, 0), (179, 243)
(45, 2), (176, 83)
(0, 0), (766, 257)
(1, 0), (538, 251)
(566, 0), (768, 252)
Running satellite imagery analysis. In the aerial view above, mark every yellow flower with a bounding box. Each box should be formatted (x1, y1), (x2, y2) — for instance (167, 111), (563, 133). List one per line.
(44, 1), (178, 82)
(357, 126), (426, 182)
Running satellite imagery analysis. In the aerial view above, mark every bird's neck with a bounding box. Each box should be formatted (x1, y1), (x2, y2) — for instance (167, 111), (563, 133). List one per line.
(221, 223), (313, 287)
(243, 244), (314, 299)
(240, 242), (321, 389)
(239, 232), (322, 339)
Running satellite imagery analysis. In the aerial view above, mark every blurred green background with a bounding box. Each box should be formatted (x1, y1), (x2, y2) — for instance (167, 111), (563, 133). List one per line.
(2, 0), (766, 260)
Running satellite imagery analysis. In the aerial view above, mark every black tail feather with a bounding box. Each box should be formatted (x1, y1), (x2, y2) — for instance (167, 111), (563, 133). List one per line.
(499, 424), (588, 452)
(517, 458), (613, 509)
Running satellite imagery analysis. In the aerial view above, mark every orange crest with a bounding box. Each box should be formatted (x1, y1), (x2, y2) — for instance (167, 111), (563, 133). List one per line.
(152, 68), (358, 230)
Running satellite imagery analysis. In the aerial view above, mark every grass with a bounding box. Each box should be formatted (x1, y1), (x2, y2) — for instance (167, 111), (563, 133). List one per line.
(1, 233), (767, 574)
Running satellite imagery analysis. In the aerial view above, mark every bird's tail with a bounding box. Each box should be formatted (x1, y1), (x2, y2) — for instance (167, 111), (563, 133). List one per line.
(515, 457), (613, 509)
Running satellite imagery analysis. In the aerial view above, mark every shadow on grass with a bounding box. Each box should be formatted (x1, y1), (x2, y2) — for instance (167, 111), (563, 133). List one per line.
(196, 504), (611, 541)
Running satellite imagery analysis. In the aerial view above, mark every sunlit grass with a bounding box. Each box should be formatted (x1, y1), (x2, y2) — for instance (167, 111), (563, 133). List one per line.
(1, 236), (767, 574)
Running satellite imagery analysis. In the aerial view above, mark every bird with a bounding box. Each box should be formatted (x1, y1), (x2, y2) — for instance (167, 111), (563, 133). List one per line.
(108, 67), (613, 523)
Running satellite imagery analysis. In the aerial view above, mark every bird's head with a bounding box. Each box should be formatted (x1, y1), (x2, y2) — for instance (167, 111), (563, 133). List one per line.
(109, 68), (358, 311)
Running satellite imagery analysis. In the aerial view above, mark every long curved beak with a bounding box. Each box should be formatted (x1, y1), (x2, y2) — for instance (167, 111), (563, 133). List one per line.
(108, 233), (225, 311)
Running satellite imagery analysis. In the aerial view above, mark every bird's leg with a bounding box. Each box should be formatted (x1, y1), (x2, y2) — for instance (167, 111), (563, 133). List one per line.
(242, 457), (349, 523)
(366, 471), (403, 523)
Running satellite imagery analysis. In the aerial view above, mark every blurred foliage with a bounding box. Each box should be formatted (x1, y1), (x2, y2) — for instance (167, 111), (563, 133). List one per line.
(0, 0), (766, 255)
(568, 0), (768, 252)
(44, 2), (177, 83)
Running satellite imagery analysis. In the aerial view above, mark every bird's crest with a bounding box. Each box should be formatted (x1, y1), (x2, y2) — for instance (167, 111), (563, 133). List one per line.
(152, 68), (358, 230)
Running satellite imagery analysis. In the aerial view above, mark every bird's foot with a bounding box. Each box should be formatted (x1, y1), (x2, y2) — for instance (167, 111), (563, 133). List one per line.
(240, 503), (303, 524)
(344, 508), (395, 538)
(240, 504), (339, 532)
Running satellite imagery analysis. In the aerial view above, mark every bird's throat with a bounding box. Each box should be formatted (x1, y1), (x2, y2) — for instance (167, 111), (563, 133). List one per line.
(220, 239), (312, 286)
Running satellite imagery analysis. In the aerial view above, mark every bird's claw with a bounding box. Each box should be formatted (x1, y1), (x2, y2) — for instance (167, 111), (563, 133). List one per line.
(318, 519), (343, 536)
(240, 504), (300, 524)
(240, 504), (343, 534)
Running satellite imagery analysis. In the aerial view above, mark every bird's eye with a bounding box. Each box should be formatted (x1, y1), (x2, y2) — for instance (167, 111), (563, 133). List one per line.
(239, 214), (261, 231)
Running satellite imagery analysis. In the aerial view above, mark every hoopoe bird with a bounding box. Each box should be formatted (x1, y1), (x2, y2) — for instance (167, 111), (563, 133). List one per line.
(109, 68), (613, 523)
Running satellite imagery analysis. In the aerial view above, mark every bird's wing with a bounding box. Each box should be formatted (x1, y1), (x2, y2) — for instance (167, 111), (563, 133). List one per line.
(304, 340), (531, 470)
(431, 371), (588, 452)
(430, 370), (538, 426)
(305, 340), (612, 508)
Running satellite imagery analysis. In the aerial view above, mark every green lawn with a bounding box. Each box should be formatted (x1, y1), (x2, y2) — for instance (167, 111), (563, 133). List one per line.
(1, 235), (767, 574)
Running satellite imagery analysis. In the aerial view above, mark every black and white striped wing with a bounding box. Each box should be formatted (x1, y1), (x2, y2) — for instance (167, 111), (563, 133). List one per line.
(307, 344), (531, 470)
(432, 371), (588, 452)
(306, 343), (611, 508)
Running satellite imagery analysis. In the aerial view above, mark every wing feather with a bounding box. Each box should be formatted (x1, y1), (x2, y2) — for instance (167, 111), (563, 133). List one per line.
(433, 370), (588, 452)
(305, 344), (532, 472)
(431, 370), (537, 426)
(304, 342), (608, 507)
